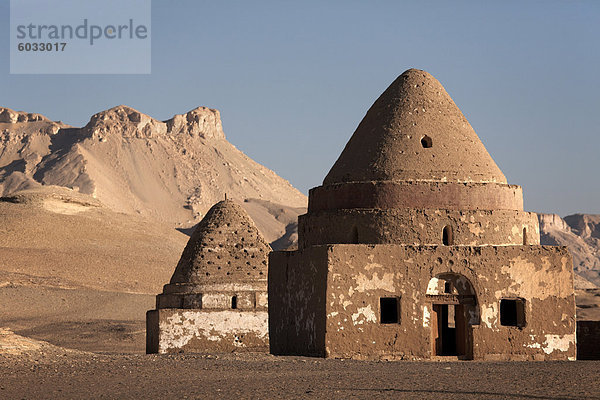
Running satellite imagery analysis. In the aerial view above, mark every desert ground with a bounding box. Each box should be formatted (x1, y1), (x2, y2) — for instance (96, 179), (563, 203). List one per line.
(1, 347), (600, 399)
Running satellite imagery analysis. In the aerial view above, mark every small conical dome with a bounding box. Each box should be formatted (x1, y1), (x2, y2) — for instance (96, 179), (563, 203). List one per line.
(324, 69), (506, 185)
(169, 200), (271, 285)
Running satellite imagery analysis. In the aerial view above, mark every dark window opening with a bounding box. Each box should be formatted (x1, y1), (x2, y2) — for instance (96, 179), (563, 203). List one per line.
(444, 281), (452, 294)
(231, 295), (238, 310)
(500, 298), (525, 327)
(380, 297), (400, 324)
(523, 227), (527, 245)
(443, 225), (454, 245)
(351, 226), (359, 244)
(421, 135), (433, 148)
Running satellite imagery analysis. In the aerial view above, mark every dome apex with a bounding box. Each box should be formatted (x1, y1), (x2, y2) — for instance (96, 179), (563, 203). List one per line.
(324, 69), (506, 185)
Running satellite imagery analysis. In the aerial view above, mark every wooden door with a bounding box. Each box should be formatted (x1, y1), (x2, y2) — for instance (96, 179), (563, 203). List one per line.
(432, 304), (442, 356)
(455, 304), (466, 356)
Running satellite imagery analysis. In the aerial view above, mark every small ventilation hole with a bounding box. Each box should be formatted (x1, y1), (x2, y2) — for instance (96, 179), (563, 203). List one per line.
(421, 135), (432, 148)
(444, 281), (452, 293)
(232, 296), (237, 309)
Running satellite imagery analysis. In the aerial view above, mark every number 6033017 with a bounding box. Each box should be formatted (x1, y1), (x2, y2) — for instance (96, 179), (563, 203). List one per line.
(18, 42), (67, 51)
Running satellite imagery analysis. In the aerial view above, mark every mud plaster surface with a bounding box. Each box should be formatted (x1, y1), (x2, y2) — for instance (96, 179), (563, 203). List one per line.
(152, 309), (268, 353)
(270, 245), (576, 361)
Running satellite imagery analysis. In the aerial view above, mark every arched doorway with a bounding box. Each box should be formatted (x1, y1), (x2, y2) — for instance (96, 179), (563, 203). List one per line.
(426, 273), (478, 359)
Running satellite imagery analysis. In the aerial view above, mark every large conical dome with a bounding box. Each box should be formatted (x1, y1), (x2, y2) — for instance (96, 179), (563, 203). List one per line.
(324, 69), (506, 185)
(168, 199), (271, 286)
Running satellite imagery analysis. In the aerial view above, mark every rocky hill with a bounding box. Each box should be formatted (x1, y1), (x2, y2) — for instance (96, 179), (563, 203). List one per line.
(539, 213), (600, 287)
(538, 213), (600, 320)
(0, 106), (307, 244)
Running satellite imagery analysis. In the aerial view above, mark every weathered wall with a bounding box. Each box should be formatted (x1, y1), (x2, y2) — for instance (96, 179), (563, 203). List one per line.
(577, 321), (600, 360)
(308, 182), (523, 212)
(157, 281), (267, 310)
(146, 309), (268, 354)
(149, 283), (268, 354)
(299, 209), (539, 248)
(268, 247), (328, 356)
(326, 245), (575, 360)
(269, 244), (576, 360)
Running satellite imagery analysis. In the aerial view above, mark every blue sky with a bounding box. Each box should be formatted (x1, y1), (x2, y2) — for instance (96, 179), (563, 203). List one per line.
(1, 0), (599, 216)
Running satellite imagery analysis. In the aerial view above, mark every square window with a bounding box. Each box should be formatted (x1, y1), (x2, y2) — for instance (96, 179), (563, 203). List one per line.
(380, 297), (400, 324)
(500, 298), (525, 327)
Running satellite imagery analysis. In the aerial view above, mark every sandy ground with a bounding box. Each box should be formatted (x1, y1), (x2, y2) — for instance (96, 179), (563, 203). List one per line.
(0, 189), (188, 294)
(0, 285), (152, 353)
(0, 351), (599, 399)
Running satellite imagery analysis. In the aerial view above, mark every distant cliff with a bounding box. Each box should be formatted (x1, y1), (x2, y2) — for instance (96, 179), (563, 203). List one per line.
(0, 105), (307, 247)
(538, 213), (600, 287)
(538, 213), (600, 321)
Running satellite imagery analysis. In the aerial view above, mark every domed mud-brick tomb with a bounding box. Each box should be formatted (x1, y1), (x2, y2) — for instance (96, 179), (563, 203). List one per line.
(269, 69), (576, 360)
(147, 199), (271, 353)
